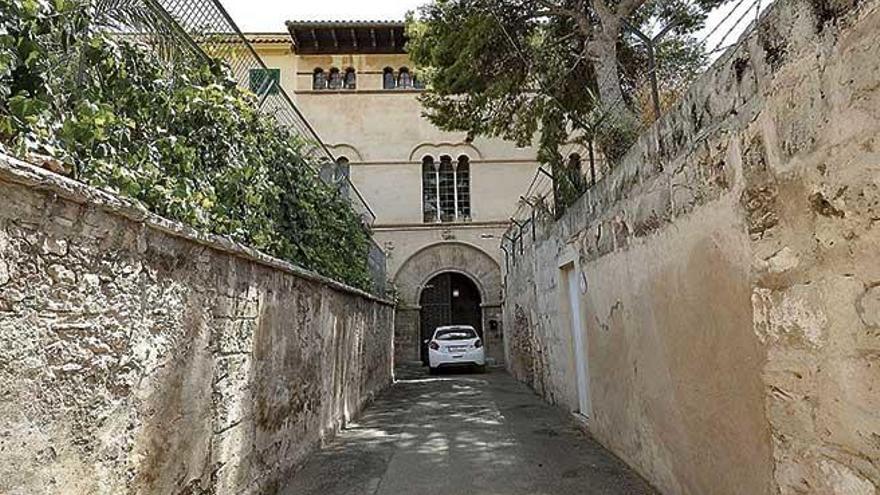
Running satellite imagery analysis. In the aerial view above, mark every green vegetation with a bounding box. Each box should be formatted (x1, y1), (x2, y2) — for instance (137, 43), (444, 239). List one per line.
(407, 0), (728, 209)
(0, 0), (372, 290)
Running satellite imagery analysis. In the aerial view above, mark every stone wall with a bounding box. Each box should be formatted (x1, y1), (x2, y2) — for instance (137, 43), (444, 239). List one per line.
(0, 154), (395, 494)
(502, 0), (880, 493)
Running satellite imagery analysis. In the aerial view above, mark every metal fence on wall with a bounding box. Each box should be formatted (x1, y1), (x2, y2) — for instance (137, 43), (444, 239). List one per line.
(500, 0), (774, 274)
(91, 0), (386, 292)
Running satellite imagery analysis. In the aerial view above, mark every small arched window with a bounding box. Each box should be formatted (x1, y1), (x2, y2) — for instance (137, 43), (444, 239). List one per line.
(343, 68), (356, 89)
(422, 156), (438, 222)
(456, 155), (471, 220)
(328, 67), (342, 89)
(383, 67), (396, 89)
(398, 67), (412, 89)
(438, 155), (455, 222)
(313, 68), (327, 90)
(335, 156), (351, 197)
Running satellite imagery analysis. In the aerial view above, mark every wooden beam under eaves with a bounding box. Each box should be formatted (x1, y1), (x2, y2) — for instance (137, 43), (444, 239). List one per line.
(351, 28), (358, 49)
(310, 28), (319, 50)
(370, 28), (377, 48)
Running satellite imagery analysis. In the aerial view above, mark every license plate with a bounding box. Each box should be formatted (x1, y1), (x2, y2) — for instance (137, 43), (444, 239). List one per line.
(448, 346), (466, 352)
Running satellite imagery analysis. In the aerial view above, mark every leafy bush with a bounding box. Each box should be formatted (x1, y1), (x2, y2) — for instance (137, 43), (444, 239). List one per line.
(0, 0), (372, 290)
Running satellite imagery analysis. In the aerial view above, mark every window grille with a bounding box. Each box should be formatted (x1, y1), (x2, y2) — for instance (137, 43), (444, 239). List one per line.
(398, 67), (413, 89)
(438, 156), (456, 222)
(422, 157), (438, 223)
(344, 68), (356, 89)
(422, 155), (471, 223)
(383, 67), (396, 89)
(456, 156), (471, 219)
(313, 68), (327, 90)
(328, 67), (342, 89)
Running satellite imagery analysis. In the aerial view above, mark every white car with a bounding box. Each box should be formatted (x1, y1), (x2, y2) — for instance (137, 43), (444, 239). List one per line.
(426, 325), (486, 374)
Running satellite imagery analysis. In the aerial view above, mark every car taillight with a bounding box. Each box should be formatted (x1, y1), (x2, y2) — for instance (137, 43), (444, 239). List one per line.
(429, 341), (440, 350)
(474, 339), (483, 348)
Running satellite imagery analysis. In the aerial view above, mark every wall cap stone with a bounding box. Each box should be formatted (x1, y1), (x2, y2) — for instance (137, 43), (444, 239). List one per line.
(0, 151), (394, 306)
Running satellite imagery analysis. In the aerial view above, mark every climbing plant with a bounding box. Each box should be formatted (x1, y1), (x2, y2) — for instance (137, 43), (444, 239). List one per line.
(0, 0), (372, 290)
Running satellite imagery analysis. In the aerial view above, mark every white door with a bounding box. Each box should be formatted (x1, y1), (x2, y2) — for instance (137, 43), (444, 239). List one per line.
(565, 266), (591, 417)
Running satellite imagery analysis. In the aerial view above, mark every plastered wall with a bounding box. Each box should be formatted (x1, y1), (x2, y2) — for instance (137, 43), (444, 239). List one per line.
(502, 0), (880, 493)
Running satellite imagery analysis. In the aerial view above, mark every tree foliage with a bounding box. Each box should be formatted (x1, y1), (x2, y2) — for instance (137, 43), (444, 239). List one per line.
(407, 0), (728, 185)
(0, 0), (373, 290)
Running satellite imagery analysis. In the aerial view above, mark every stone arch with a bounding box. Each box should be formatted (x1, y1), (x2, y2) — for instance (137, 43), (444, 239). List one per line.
(394, 241), (502, 306)
(408, 142), (484, 162)
(392, 242), (505, 364)
(326, 143), (364, 162)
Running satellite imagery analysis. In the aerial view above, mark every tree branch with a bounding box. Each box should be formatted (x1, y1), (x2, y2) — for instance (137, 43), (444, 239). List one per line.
(616, 0), (647, 18)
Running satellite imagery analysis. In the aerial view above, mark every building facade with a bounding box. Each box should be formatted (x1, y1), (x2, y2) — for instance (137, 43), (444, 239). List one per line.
(246, 22), (540, 364)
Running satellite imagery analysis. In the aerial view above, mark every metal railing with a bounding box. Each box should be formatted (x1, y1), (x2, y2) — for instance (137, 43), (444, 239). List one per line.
(500, 0), (775, 271)
(93, 0), (377, 225)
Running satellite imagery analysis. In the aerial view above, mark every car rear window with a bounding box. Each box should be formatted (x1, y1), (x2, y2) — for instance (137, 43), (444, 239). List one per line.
(435, 328), (477, 340)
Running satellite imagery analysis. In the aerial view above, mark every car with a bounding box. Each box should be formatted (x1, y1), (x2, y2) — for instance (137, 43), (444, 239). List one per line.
(426, 325), (486, 374)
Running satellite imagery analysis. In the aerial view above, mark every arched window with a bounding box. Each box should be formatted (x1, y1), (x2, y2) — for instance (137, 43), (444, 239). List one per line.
(456, 155), (471, 219)
(313, 68), (327, 90)
(438, 155), (455, 222)
(383, 67), (396, 89)
(343, 68), (356, 89)
(398, 67), (413, 89)
(335, 156), (351, 197)
(422, 154), (472, 223)
(422, 156), (438, 223)
(328, 67), (342, 89)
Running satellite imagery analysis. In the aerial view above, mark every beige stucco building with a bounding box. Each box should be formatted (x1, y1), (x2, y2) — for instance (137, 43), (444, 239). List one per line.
(245, 22), (540, 364)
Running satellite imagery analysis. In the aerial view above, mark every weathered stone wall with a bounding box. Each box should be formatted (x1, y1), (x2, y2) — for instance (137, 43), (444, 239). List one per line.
(0, 154), (395, 494)
(502, 0), (880, 493)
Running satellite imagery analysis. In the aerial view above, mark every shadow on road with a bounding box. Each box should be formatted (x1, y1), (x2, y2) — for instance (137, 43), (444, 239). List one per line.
(280, 364), (656, 495)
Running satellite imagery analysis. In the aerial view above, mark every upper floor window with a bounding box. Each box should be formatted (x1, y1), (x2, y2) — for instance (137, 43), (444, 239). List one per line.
(344, 68), (356, 89)
(313, 68), (327, 90)
(335, 156), (351, 197)
(422, 155), (471, 223)
(328, 67), (342, 89)
(383, 67), (396, 89)
(249, 68), (280, 95)
(398, 67), (413, 89)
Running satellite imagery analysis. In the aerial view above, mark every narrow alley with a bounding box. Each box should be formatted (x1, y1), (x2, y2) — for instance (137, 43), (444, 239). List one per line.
(281, 366), (656, 495)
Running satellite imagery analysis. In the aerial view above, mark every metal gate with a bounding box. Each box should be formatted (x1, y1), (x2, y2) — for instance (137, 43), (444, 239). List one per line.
(419, 272), (482, 363)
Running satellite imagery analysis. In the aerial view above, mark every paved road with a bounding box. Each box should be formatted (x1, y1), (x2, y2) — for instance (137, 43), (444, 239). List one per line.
(280, 366), (657, 495)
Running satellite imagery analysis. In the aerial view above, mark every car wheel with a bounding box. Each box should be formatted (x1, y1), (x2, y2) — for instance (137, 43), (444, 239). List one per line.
(476, 365), (487, 374)
(428, 366), (438, 375)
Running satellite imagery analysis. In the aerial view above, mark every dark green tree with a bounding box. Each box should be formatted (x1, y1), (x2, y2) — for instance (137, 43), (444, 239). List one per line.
(407, 0), (728, 187)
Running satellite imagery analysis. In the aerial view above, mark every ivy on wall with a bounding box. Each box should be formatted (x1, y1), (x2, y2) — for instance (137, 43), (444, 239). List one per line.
(0, 0), (372, 290)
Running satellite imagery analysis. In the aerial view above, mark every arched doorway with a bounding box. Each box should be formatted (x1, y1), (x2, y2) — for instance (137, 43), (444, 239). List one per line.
(419, 272), (482, 364)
